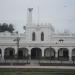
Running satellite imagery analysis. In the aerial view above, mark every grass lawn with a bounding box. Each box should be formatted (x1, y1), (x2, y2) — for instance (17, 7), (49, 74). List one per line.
(0, 72), (75, 75)
(0, 68), (75, 75)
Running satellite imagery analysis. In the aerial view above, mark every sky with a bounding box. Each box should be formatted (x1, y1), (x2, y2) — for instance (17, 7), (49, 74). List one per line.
(0, 0), (75, 33)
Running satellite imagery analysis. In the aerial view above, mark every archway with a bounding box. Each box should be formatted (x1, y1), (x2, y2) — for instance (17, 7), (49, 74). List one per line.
(4, 48), (15, 59)
(58, 48), (69, 60)
(44, 48), (55, 59)
(18, 48), (28, 59)
(31, 48), (42, 59)
(72, 48), (75, 60)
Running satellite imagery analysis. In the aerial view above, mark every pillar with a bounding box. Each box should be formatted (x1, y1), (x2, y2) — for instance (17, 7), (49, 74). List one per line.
(42, 49), (44, 57)
(41, 47), (45, 58)
(55, 48), (58, 60)
(2, 48), (4, 61)
(69, 48), (72, 61)
(15, 46), (18, 58)
(15, 47), (18, 54)
(28, 48), (31, 60)
(28, 49), (31, 55)
(55, 52), (58, 59)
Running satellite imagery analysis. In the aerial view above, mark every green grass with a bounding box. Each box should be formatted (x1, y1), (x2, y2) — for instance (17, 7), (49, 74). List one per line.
(0, 72), (75, 75)
(0, 68), (75, 75)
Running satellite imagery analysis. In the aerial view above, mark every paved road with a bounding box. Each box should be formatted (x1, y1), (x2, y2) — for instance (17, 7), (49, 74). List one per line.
(0, 65), (75, 69)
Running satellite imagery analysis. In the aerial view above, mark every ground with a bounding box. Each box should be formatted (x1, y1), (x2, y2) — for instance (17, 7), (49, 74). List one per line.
(0, 68), (75, 75)
(0, 72), (75, 75)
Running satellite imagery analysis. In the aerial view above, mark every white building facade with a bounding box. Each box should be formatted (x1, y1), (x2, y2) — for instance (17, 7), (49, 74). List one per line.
(0, 8), (75, 62)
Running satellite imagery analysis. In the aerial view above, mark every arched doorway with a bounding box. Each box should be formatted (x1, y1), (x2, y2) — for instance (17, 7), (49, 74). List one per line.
(72, 48), (75, 60)
(18, 48), (28, 59)
(58, 48), (69, 60)
(31, 48), (42, 59)
(44, 48), (55, 60)
(4, 48), (15, 59)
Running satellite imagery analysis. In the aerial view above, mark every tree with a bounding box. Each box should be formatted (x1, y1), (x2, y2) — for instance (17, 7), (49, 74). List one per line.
(0, 23), (14, 33)
(1, 23), (8, 32)
(0, 23), (2, 32)
(8, 24), (14, 33)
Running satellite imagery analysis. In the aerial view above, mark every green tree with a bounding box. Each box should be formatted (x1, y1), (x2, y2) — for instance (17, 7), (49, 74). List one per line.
(8, 24), (14, 33)
(1, 23), (8, 32)
(0, 23), (2, 32)
(0, 23), (14, 33)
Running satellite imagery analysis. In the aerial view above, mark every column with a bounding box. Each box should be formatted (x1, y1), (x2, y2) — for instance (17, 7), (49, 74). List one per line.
(15, 46), (18, 58)
(28, 49), (31, 55)
(28, 48), (31, 60)
(69, 48), (72, 61)
(42, 49), (44, 57)
(55, 52), (58, 60)
(55, 48), (58, 60)
(2, 48), (4, 61)
(41, 47), (44, 59)
(15, 47), (17, 54)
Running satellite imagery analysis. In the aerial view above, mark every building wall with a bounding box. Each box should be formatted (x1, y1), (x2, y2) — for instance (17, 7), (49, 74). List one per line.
(25, 24), (53, 43)
(0, 26), (75, 61)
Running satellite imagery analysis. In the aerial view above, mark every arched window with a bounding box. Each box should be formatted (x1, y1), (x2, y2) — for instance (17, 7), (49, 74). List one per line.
(0, 49), (1, 54)
(41, 32), (44, 41)
(32, 32), (35, 41)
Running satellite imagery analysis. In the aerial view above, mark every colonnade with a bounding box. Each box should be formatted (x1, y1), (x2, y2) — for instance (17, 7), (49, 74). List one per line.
(0, 47), (75, 61)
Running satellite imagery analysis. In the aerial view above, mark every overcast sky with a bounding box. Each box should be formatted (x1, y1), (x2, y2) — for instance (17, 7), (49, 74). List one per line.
(0, 0), (75, 33)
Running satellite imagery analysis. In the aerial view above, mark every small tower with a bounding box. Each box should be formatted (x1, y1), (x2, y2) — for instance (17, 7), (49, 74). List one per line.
(27, 8), (33, 26)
